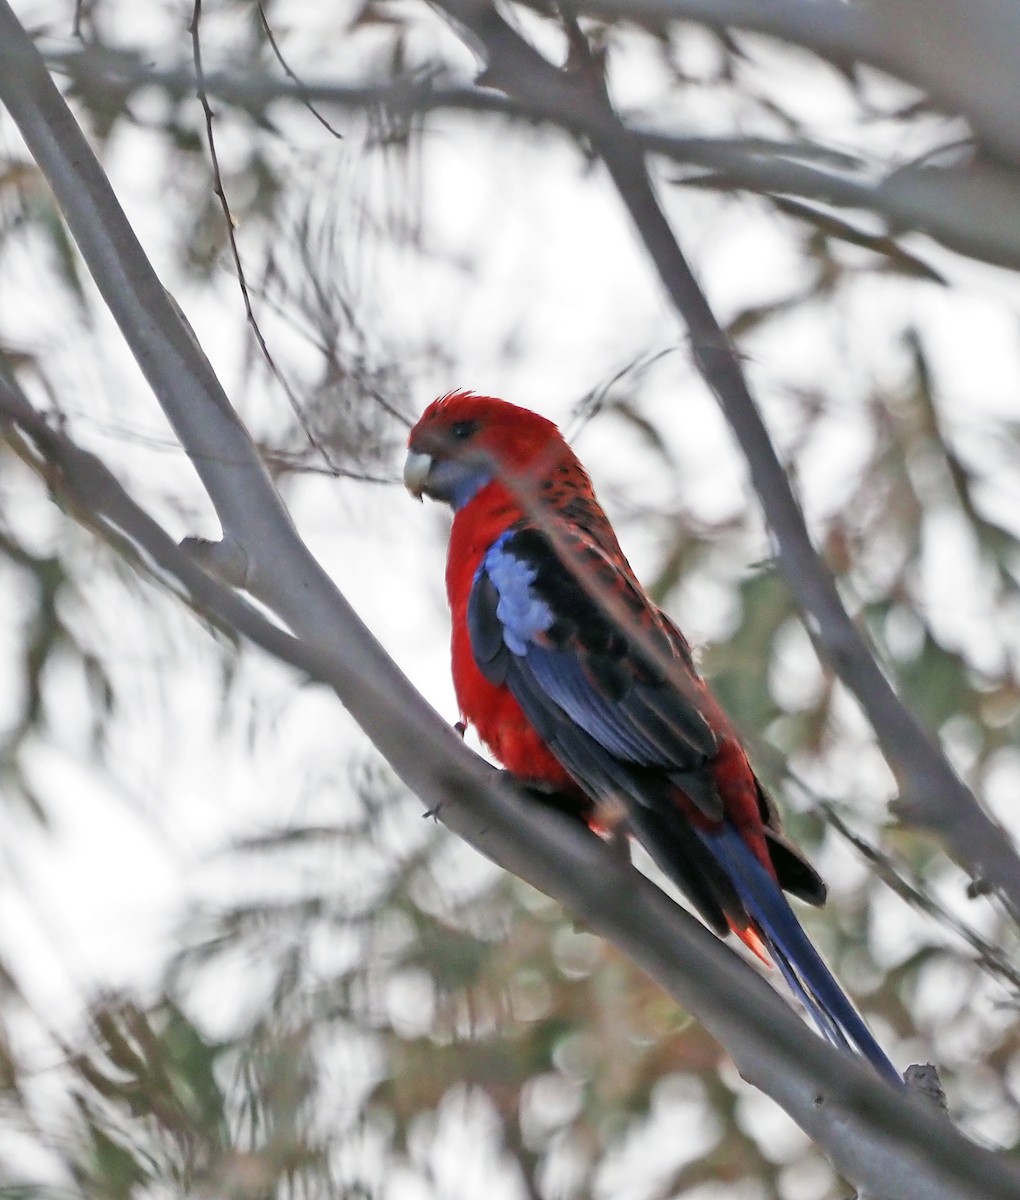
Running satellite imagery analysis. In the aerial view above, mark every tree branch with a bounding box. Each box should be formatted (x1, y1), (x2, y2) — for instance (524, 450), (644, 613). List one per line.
(48, 43), (1020, 276)
(0, 7), (332, 642)
(571, 0), (1020, 171)
(3, 4), (1020, 1192)
(1, 366), (1017, 1200)
(574, 0), (884, 71)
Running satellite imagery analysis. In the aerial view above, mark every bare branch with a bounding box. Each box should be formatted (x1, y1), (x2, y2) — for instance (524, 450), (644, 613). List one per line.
(573, 0), (883, 71)
(4, 4), (1020, 1191)
(575, 0), (1020, 171)
(48, 45), (1020, 274)
(187, 0), (345, 477)
(0, 3), (376, 659)
(253, 0), (343, 140)
(818, 797), (1020, 996)
(1, 366), (1017, 1200)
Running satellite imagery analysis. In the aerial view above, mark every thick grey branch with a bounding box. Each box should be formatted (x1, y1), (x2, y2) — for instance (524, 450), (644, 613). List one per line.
(0, 3), (393, 680)
(1, 370), (1017, 1200)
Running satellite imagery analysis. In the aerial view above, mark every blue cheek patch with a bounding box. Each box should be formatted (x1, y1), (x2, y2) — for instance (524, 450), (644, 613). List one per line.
(451, 466), (493, 511)
(483, 536), (554, 655)
(430, 458), (494, 510)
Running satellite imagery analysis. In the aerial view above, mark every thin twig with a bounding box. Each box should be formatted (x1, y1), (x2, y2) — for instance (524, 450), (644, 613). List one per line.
(72, 0), (90, 39)
(816, 796), (1020, 997)
(254, 0), (343, 139)
(565, 348), (676, 442)
(18, 404), (398, 483)
(188, 0), (342, 475)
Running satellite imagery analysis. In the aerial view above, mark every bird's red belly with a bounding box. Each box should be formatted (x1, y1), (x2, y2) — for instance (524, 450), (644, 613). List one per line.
(453, 644), (574, 790)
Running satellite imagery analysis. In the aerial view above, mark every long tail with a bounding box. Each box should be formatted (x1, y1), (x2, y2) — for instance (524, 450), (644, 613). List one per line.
(705, 823), (901, 1085)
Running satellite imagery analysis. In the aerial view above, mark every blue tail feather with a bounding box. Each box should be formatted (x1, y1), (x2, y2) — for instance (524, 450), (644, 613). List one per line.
(704, 823), (901, 1085)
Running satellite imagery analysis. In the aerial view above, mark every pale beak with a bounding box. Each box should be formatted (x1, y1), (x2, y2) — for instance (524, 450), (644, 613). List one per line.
(403, 450), (433, 500)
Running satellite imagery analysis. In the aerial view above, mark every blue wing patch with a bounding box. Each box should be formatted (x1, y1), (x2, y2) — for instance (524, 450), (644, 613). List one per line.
(481, 533), (554, 654)
(468, 527), (718, 783)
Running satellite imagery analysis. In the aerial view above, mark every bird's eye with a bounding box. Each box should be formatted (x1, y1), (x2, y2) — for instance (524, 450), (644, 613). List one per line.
(450, 420), (478, 441)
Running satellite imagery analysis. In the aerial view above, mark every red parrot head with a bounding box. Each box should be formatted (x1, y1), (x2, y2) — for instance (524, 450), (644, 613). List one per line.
(404, 391), (567, 510)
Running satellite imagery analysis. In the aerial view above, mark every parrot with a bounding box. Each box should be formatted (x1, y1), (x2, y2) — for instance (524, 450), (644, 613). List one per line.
(404, 389), (899, 1083)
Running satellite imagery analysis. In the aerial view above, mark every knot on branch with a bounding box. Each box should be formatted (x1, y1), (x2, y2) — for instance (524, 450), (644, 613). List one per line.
(904, 1061), (949, 1116)
(181, 535), (250, 588)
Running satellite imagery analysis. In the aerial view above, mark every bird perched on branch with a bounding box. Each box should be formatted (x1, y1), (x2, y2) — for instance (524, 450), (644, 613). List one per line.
(405, 390), (899, 1083)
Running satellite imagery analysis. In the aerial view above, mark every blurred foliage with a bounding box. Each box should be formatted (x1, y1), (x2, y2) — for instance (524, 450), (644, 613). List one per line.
(0, 775), (822, 1199)
(3, 0), (1020, 1198)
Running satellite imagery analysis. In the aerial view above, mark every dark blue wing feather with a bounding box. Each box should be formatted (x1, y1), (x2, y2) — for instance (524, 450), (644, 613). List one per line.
(526, 644), (669, 763)
(470, 528), (720, 798)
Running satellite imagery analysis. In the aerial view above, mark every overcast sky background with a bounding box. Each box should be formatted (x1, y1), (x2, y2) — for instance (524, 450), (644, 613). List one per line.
(5, 0), (1020, 1187)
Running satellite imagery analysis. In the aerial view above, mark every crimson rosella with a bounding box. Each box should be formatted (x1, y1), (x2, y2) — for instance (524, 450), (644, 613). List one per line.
(405, 390), (898, 1082)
